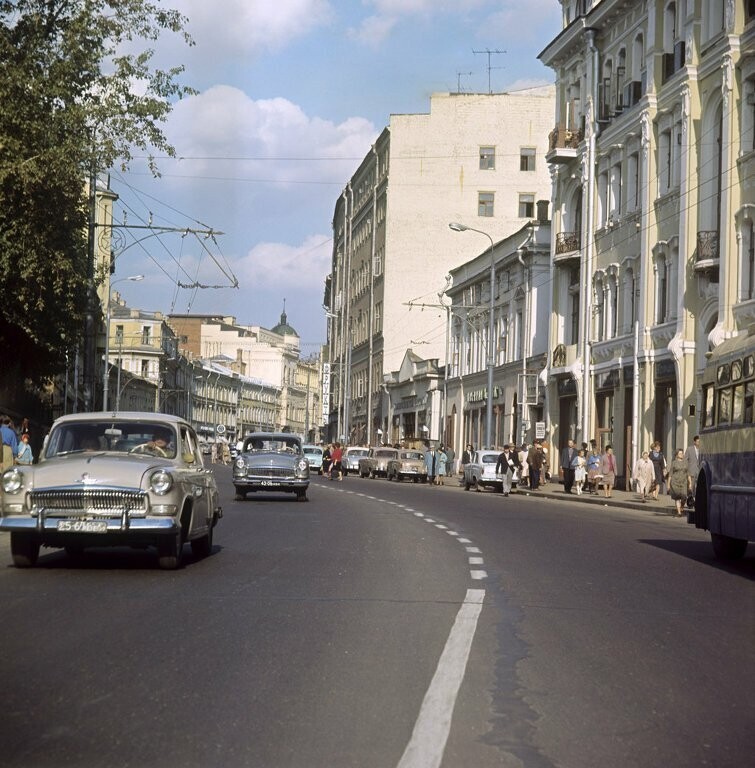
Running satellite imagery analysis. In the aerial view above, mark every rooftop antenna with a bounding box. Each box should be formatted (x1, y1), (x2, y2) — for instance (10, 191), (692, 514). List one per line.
(473, 48), (506, 94)
(456, 70), (473, 93)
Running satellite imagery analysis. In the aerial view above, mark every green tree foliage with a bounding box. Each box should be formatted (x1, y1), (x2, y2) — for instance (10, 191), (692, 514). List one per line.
(0, 0), (194, 384)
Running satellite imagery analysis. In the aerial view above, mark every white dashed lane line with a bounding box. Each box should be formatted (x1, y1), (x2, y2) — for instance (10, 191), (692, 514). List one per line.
(320, 484), (488, 768)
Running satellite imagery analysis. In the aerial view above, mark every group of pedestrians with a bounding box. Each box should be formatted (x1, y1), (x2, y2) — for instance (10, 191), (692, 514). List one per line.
(559, 440), (618, 498)
(0, 415), (33, 470)
(632, 436), (700, 515)
(424, 445), (454, 485)
(322, 442), (343, 480)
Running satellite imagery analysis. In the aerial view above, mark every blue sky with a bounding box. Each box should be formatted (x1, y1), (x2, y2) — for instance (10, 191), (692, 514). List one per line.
(112, 0), (562, 354)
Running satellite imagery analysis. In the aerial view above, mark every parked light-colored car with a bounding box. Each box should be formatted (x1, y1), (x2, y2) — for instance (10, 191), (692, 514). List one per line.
(386, 450), (428, 483)
(358, 447), (399, 478)
(0, 412), (222, 569)
(342, 446), (369, 475)
(233, 433), (309, 501)
(463, 450), (503, 492)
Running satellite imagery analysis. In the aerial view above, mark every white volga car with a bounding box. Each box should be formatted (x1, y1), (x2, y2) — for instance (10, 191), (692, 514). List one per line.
(0, 412), (222, 569)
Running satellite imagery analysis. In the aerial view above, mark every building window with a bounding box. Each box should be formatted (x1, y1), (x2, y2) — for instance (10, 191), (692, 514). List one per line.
(659, 128), (672, 194)
(656, 258), (669, 323)
(141, 360), (149, 378)
(627, 152), (640, 210)
(141, 326), (151, 345)
(518, 194), (535, 218)
(478, 192), (495, 217)
(520, 147), (536, 171)
(115, 325), (124, 344)
(479, 146), (495, 170)
(610, 162), (622, 216)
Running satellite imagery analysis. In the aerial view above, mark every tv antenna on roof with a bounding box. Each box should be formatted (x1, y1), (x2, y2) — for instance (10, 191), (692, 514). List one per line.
(455, 70), (473, 93)
(473, 48), (506, 94)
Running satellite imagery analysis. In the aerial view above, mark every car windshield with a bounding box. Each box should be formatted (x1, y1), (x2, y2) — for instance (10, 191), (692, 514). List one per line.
(303, 447), (322, 456)
(348, 449), (369, 457)
(481, 453), (497, 464)
(375, 450), (395, 458)
(243, 436), (302, 455)
(400, 452), (423, 460)
(45, 421), (178, 459)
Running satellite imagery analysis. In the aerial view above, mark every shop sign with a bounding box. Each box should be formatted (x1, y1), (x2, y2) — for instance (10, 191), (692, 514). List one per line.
(466, 386), (502, 404)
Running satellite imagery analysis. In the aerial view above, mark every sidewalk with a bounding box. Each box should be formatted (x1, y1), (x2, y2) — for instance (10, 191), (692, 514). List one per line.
(441, 476), (683, 516)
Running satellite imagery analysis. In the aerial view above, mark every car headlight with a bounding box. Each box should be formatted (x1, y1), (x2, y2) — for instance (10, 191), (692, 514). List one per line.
(235, 457), (245, 469)
(150, 470), (173, 495)
(297, 459), (308, 472)
(2, 468), (23, 494)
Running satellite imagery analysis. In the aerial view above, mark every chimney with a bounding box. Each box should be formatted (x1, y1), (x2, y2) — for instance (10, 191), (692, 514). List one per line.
(536, 199), (550, 222)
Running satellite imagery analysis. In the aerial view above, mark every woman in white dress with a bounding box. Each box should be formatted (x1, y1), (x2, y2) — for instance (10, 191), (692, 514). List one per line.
(571, 449), (587, 495)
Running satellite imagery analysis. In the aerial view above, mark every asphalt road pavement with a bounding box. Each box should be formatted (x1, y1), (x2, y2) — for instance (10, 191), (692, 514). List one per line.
(0, 467), (752, 768)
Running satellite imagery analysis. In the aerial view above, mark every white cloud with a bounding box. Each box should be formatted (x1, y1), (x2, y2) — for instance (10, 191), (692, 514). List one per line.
(173, 0), (334, 54)
(239, 235), (332, 290)
(165, 85), (377, 183)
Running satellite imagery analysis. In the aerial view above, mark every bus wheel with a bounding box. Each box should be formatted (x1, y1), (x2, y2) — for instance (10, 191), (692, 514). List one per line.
(711, 533), (748, 561)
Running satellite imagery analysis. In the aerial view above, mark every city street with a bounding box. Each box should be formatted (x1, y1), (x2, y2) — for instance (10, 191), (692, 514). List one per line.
(1, 467), (753, 768)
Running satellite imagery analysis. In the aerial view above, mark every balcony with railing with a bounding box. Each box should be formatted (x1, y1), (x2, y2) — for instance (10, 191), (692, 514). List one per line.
(546, 124), (583, 164)
(694, 230), (720, 275)
(554, 231), (581, 258)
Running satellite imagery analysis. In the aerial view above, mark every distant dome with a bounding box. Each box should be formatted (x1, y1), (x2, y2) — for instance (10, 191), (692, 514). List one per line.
(271, 309), (299, 337)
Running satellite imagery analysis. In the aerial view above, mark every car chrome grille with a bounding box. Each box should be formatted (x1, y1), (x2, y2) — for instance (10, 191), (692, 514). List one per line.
(30, 489), (148, 517)
(249, 467), (292, 479)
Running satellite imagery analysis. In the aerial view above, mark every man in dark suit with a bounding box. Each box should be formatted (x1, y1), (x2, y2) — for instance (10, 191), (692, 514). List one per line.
(560, 438), (576, 493)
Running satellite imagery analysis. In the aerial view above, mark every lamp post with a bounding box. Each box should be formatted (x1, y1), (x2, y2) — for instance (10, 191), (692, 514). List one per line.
(103, 274), (144, 411)
(449, 222), (496, 449)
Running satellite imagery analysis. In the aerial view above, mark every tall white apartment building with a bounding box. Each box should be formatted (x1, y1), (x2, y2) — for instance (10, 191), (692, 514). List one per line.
(539, 0), (754, 483)
(325, 87), (556, 445)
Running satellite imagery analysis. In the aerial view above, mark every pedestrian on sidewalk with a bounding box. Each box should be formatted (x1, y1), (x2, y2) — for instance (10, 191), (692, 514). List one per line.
(632, 450), (655, 501)
(518, 444), (530, 488)
(685, 435), (700, 496)
(527, 441), (544, 490)
(15, 433), (33, 465)
(495, 444), (520, 496)
(572, 448), (587, 495)
(1, 415), (18, 472)
(436, 446), (448, 486)
(424, 445), (437, 486)
(599, 445), (617, 498)
(560, 438), (576, 493)
(586, 443), (601, 494)
(330, 442), (343, 480)
(649, 441), (667, 500)
(669, 448), (689, 516)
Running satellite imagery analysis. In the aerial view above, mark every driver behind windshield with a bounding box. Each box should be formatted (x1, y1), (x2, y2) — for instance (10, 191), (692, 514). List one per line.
(132, 428), (175, 458)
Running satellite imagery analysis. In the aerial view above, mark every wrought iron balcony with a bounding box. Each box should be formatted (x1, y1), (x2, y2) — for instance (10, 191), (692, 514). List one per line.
(555, 231), (580, 256)
(695, 230), (720, 275)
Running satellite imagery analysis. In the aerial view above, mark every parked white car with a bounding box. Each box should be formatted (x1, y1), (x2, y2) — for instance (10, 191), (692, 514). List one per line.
(462, 450), (503, 492)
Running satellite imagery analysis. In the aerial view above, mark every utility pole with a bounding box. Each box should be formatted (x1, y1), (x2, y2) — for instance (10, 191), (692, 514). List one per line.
(472, 48), (506, 94)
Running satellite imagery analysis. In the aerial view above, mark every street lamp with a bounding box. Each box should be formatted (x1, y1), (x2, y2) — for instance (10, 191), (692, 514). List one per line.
(103, 274), (144, 411)
(449, 222), (496, 449)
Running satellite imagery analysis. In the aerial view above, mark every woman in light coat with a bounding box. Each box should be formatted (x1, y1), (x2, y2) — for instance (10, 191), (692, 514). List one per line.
(599, 445), (617, 498)
(632, 451), (655, 501)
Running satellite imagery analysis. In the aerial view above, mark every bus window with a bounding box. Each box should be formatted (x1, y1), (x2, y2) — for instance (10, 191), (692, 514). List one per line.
(702, 384), (714, 428)
(717, 363), (730, 385)
(732, 384), (744, 423)
(744, 355), (754, 378)
(731, 358), (742, 381)
(745, 382), (754, 424)
(718, 388), (732, 423)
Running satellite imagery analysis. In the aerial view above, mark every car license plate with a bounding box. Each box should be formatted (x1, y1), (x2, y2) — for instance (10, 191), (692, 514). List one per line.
(57, 519), (108, 533)
(260, 480), (281, 487)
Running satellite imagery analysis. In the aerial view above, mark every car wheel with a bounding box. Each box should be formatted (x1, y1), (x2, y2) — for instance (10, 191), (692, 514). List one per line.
(10, 532), (40, 568)
(190, 523), (213, 559)
(157, 531), (184, 570)
(296, 490), (308, 502)
(464, 478), (471, 491)
(234, 488), (245, 501)
(711, 533), (748, 560)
